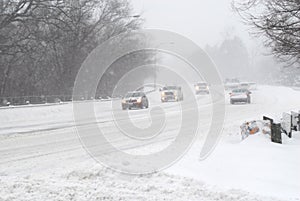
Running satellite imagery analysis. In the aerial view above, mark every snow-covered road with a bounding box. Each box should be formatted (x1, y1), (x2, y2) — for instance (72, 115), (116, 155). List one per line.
(0, 85), (299, 201)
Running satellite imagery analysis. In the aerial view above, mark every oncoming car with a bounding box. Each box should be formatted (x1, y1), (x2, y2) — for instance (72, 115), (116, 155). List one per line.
(161, 86), (183, 102)
(229, 88), (252, 104)
(121, 91), (149, 110)
(194, 82), (209, 94)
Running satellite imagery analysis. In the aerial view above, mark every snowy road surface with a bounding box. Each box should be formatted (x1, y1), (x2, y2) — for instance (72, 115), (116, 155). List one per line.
(0, 85), (299, 201)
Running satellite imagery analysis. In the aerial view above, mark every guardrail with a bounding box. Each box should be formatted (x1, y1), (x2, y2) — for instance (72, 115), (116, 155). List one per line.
(0, 87), (157, 109)
(0, 95), (118, 108)
(0, 95), (72, 107)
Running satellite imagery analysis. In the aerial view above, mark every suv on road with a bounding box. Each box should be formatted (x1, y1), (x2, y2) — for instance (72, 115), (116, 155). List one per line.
(121, 91), (149, 110)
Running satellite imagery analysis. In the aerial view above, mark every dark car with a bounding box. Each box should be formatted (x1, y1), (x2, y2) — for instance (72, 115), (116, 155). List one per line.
(230, 88), (251, 104)
(121, 91), (149, 110)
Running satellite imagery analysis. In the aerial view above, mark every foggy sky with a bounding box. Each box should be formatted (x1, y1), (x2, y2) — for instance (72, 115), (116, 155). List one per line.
(130, 0), (281, 83)
(130, 0), (253, 48)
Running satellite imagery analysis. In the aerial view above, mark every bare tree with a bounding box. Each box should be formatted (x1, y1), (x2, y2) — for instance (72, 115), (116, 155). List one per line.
(232, 0), (300, 65)
(0, 0), (144, 98)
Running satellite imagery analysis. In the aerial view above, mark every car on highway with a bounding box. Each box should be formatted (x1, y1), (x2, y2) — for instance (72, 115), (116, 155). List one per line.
(161, 86), (184, 102)
(194, 82), (209, 94)
(121, 91), (149, 110)
(229, 88), (252, 104)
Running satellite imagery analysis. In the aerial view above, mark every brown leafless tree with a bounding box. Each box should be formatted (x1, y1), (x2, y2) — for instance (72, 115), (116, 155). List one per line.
(232, 0), (300, 65)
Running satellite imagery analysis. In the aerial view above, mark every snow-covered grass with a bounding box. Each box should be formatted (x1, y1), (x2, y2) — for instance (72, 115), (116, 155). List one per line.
(0, 167), (289, 201)
(167, 132), (300, 200)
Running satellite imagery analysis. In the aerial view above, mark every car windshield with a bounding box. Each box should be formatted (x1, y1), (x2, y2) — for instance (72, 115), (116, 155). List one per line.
(164, 91), (174, 95)
(232, 89), (247, 93)
(125, 92), (143, 98)
(196, 83), (207, 86)
(163, 86), (178, 90)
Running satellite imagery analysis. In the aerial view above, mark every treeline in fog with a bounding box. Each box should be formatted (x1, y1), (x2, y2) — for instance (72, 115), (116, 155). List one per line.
(0, 0), (152, 99)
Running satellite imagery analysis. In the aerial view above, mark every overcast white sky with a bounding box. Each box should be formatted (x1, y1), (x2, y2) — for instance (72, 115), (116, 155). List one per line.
(130, 0), (254, 48)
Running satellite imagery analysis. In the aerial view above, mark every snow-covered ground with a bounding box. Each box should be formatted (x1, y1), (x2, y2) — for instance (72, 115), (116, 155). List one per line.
(0, 85), (299, 201)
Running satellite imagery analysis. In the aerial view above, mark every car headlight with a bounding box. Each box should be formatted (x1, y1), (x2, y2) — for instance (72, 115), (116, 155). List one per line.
(161, 92), (165, 96)
(195, 86), (200, 90)
(137, 98), (142, 103)
(122, 99), (126, 104)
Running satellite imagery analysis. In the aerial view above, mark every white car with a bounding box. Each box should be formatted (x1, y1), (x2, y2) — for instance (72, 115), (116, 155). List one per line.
(230, 88), (252, 104)
(194, 82), (209, 94)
